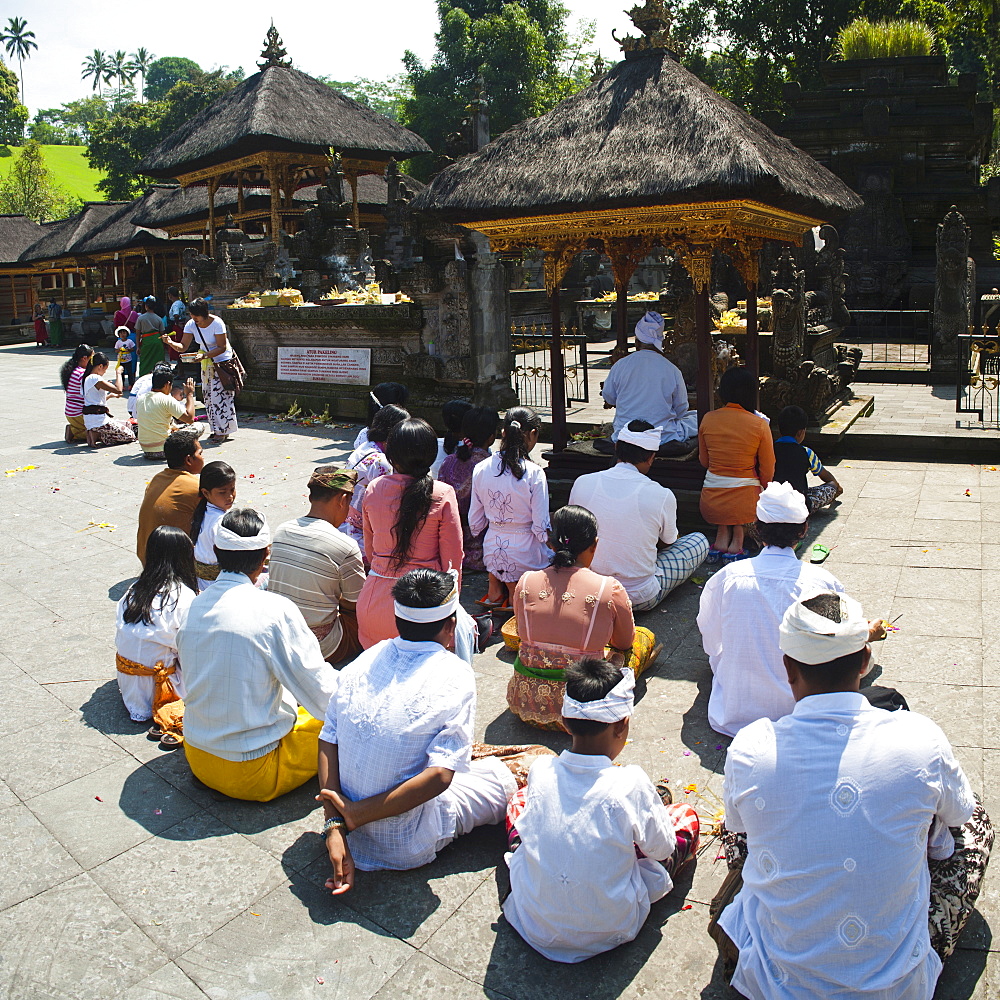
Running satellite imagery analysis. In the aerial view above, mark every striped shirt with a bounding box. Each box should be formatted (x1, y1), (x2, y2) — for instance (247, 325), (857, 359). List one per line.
(65, 366), (86, 417)
(268, 516), (366, 659)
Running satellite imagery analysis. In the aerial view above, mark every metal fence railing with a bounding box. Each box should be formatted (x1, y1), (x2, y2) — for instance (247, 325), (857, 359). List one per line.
(957, 332), (1000, 423)
(841, 310), (932, 366)
(510, 325), (589, 410)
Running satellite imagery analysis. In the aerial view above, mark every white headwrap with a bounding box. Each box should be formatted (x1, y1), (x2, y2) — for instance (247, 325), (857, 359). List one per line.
(634, 311), (665, 347)
(562, 667), (635, 723)
(756, 481), (809, 524)
(215, 522), (272, 551)
(618, 425), (662, 451)
(779, 590), (869, 665)
(394, 572), (460, 624)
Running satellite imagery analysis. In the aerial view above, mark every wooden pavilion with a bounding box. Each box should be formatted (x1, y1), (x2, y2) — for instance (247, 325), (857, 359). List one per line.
(413, 1), (862, 459)
(0, 214), (46, 325)
(137, 26), (430, 253)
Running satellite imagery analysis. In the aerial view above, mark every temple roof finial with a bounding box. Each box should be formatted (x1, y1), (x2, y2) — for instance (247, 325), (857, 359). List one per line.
(259, 22), (291, 69)
(613, 1), (680, 56)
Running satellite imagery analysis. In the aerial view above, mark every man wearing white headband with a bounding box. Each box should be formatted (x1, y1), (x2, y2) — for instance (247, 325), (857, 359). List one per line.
(503, 656), (700, 962)
(570, 417), (708, 609)
(176, 508), (338, 801)
(713, 590), (990, 1000)
(698, 480), (865, 736)
(317, 568), (552, 890)
(598, 310), (698, 455)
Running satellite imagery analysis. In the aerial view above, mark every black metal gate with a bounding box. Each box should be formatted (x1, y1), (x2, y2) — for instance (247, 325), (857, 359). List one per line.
(841, 310), (932, 367)
(510, 325), (589, 409)
(956, 332), (1000, 423)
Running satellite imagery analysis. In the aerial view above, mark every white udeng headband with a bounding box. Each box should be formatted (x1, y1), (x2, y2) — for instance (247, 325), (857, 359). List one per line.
(214, 523), (272, 551)
(618, 426), (662, 451)
(779, 590), (869, 665)
(562, 667), (635, 723)
(394, 595), (460, 623)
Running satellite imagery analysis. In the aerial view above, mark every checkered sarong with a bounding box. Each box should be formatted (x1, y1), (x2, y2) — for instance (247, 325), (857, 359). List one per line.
(632, 532), (710, 612)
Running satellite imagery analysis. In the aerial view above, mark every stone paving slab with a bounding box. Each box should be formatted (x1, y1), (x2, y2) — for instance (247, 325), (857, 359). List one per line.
(0, 343), (995, 999)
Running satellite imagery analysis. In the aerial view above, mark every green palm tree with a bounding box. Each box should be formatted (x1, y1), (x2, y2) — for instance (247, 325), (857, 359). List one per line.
(0, 17), (37, 104)
(109, 49), (133, 102)
(81, 49), (108, 96)
(128, 47), (154, 101)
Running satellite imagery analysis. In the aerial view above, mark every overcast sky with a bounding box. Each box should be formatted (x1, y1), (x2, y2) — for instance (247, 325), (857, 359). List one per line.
(20, 1), (639, 117)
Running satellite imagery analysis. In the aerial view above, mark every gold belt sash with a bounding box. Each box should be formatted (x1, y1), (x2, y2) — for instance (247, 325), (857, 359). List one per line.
(115, 653), (185, 740)
(195, 561), (221, 581)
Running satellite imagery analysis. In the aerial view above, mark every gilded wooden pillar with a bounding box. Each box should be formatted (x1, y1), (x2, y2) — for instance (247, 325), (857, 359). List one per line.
(207, 177), (219, 256)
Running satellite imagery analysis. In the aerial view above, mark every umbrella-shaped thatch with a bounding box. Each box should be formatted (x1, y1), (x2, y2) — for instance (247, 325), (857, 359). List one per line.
(137, 27), (430, 249)
(138, 65), (429, 179)
(414, 1), (861, 450)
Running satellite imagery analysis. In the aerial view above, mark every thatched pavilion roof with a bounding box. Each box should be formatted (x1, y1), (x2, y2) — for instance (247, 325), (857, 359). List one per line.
(18, 201), (178, 264)
(18, 203), (128, 264)
(413, 50), (861, 224)
(0, 215), (46, 264)
(138, 65), (430, 180)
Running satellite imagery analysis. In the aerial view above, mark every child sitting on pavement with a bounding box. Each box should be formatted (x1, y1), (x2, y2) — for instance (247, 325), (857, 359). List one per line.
(502, 656), (700, 963)
(772, 405), (843, 513)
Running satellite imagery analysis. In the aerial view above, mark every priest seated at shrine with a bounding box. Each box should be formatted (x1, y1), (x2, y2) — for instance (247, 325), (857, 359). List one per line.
(596, 311), (698, 457)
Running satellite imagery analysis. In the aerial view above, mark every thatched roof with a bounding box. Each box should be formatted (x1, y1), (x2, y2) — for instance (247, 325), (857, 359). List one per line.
(18, 203), (128, 264)
(138, 65), (430, 179)
(413, 50), (861, 223)
(18, 201), (181, 263)
(0, 215), (46, 264)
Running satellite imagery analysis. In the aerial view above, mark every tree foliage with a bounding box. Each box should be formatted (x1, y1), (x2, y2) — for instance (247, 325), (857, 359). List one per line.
(677, 0), (1000, 115)
(320, 75), (413, 122)
(144, 56), (202, 101)
(401, 1), (597, 177)
(0, 139), (78, 221)
(0, 55), (26, 146)
(87, 72), (241, 199)
(30, 95), (111, 145)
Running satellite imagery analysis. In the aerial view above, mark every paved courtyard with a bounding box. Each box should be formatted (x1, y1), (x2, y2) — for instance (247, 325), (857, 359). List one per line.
(1, 341), (997, 999)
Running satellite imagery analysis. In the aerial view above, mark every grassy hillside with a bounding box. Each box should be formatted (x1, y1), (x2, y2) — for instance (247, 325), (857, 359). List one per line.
(0, 145), (105, 202)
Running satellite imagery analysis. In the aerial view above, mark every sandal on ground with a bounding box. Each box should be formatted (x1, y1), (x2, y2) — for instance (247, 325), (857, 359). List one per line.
(146, 725), (164, 741)
(721, 550), (749, 562)
(159, 732), (183, 750)
(810, 543), (831, 563)
(706, 548), (723, 562)
(476, 594), (509, 610)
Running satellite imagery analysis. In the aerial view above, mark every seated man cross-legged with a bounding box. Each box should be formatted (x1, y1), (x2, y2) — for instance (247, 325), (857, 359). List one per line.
(569, 419), (708, 612)
(268, 467), (366, 666)
(316, 568), (553, 892)
(503, 657), (700, 962)
(697, 480), (884, 737)
(176, 508), (338, 802)
(711, 590), (994, 999)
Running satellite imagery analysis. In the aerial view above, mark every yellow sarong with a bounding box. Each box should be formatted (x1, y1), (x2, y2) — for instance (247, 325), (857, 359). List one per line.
(184, 707), (323, 802)
(115, 653), (184, 740)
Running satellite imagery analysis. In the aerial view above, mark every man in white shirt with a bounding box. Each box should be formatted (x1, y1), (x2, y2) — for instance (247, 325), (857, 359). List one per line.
(712, 589), (992, 1000)
(698, 481), (873, 736)
(598, 311), (697, 456)
(570, 420), (708, 611)
(315, 568), (552, 892)
(177, 508), (338, 802)
(268, 467), (366, 665)
(503, 656), (700, 963)
(136, 368), (200, 460)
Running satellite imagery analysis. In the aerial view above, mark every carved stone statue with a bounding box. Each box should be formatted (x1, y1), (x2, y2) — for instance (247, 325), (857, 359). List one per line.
(933, 206), (974, 361)
(770, 249), (807, 379)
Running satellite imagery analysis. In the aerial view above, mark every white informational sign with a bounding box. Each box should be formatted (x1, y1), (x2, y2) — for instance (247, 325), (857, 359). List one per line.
(276, 346), (371, 386)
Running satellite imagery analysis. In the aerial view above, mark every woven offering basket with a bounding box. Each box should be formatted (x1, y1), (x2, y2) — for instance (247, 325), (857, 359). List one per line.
(500, 616), (520, 652)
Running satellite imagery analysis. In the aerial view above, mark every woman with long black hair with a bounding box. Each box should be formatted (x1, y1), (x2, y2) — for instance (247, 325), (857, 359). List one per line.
(355, 417), (477, 661)
(115, 525), (198, 748)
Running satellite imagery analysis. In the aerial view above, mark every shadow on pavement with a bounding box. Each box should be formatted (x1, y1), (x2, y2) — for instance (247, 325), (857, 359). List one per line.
(108, 578), (138, 601)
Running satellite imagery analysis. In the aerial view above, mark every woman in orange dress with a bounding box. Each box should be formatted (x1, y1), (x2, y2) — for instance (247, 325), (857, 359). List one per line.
(356, 417), (474, 658)
(698, 367), (775, 558)
(507, 505), (657, 730)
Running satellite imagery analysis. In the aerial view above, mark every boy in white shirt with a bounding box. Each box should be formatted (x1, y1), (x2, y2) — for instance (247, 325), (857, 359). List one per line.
(502, 657), (700, 963)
